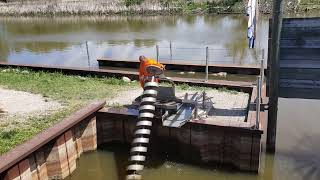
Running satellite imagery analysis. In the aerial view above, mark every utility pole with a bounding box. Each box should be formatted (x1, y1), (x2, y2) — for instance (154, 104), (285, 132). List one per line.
(267, 0), (284, 153)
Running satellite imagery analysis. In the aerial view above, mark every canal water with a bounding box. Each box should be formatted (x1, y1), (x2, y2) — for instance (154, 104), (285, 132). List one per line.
(0, 13), (319, 180)
(0, 15), (269, 68)
(67, 98), (320, 180)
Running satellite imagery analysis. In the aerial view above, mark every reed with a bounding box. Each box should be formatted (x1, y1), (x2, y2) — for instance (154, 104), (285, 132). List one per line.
(0, 0), (179, 16)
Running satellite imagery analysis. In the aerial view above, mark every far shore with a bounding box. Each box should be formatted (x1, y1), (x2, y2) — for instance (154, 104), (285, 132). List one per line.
(0, 0), (317, 17)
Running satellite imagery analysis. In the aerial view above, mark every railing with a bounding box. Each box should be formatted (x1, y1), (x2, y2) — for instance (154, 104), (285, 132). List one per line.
(155, 42), (263, 82)
(155, 45), (234, 64)
(156, 44), (215, 81)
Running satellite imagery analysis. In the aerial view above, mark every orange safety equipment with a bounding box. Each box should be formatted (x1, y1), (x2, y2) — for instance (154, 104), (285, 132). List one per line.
(139, 56), (165, 88)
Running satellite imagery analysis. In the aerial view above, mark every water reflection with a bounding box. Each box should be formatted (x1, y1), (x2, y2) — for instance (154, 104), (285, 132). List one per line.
(223, 15), (250, 65)
(0, 15), (268, 67)
(13, 41), (72, 54)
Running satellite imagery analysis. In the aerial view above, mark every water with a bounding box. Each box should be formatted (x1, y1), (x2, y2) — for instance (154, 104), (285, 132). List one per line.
(0, 15), (269, 68)
(68, 98), (320, 180)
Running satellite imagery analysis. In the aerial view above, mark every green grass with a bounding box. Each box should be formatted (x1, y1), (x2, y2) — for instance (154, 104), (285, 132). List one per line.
(124, 0), (145, 7)
(0, 110), (73, 154)
(0, 68), (138, 154)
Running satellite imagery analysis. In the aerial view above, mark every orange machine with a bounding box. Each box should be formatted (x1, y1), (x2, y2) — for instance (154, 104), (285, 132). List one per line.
(138, 56), (165, 87)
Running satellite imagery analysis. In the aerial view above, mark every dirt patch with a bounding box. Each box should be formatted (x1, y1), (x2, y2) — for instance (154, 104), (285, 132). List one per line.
(0, 87), (62, 119)
(107, 88), (143, 107)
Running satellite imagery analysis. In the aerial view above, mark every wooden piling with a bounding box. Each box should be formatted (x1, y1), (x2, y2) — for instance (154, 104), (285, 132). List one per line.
(267, 0), (284, 153)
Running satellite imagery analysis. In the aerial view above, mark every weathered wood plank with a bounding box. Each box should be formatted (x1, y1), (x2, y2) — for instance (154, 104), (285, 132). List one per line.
(280, 60), (320, 69)
(275, 18), (320, 99)
(282, 18), (320, 28)
(280, 48), (320, 60)
(280, 39), (320, 48)
(281, 27), (320, 38)
(280, 68), (320, 80)
(279, 87), (320, 99)
(280, 79), (320, 88)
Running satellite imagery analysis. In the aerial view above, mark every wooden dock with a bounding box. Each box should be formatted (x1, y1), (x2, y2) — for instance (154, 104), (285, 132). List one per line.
(97, 84), (263, 171)
(0, 62), (254, 91)
(97, 58), (266, 75)
(96, 78), (265, 172)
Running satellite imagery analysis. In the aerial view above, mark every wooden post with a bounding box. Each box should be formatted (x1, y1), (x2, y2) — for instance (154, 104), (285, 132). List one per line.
(267, 0), (284, 153)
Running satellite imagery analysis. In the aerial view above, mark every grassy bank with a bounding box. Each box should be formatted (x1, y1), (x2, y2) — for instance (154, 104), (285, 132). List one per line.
(0, 0), (247, 16)
(1, 0), (318, 16)
(0, 68), (138, 154)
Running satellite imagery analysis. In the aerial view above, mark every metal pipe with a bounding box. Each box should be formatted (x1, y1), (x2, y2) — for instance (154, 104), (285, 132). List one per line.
(85, 41), (90, 67)
(156, 45), (159, 62)
(170, 41), (173, 60)
(205, 47), (209, 82)
(126, 78), (158, 180)
(260, 49), (265, 84)
(256, 76), (261, 129)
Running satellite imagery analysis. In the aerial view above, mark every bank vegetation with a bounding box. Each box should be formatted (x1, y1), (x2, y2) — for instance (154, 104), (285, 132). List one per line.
(0, 0), (318, 16)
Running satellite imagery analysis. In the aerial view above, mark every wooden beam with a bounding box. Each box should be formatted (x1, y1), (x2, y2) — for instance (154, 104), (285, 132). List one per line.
(267, 0), (284, 153)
